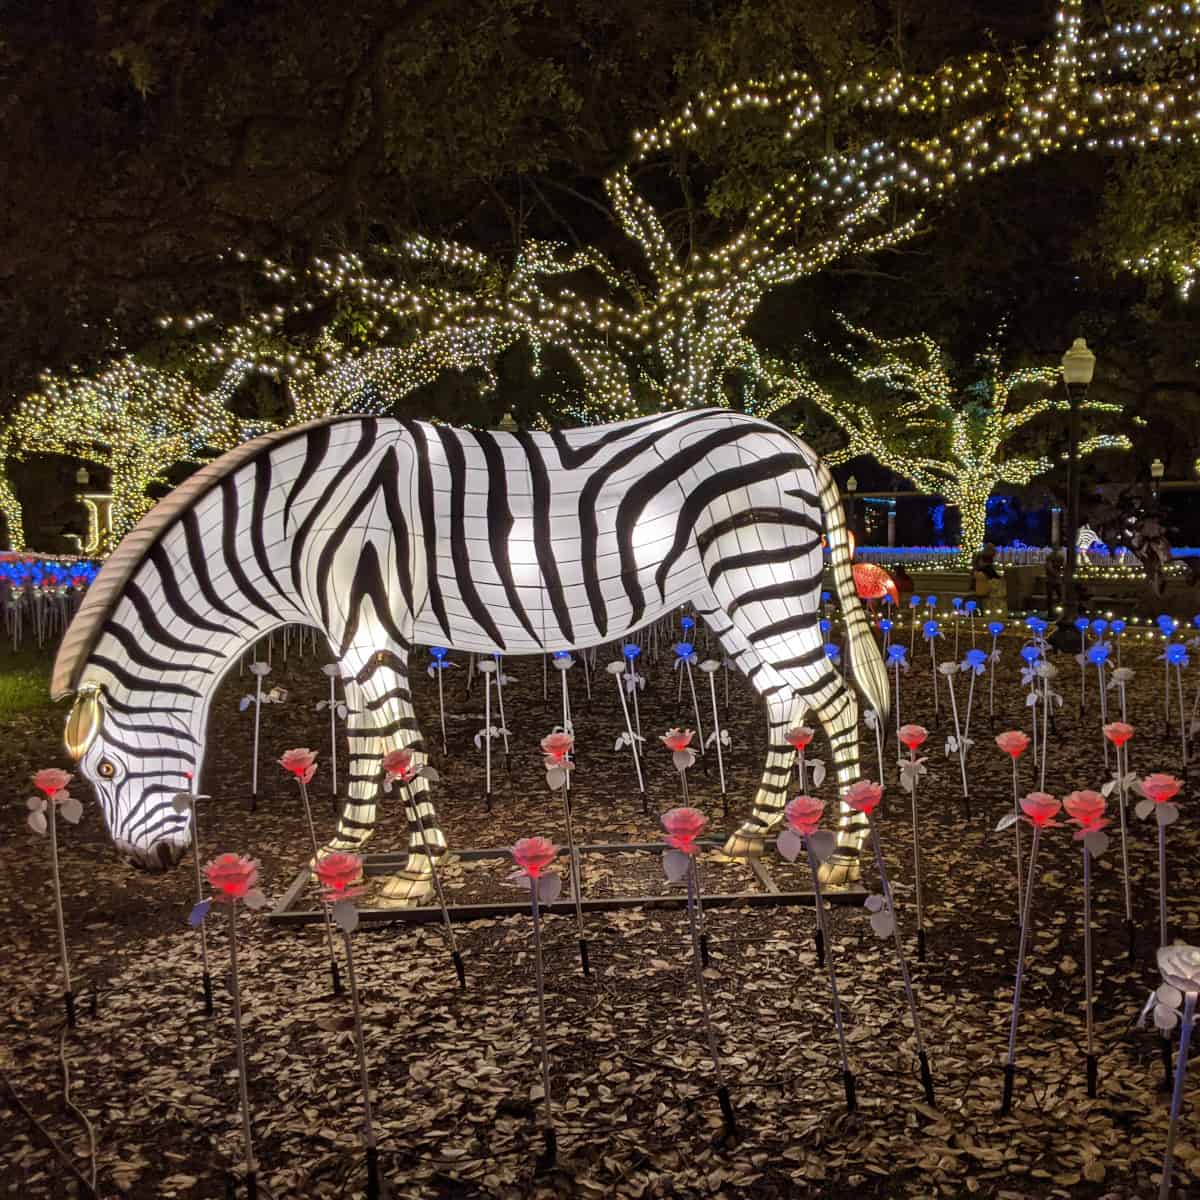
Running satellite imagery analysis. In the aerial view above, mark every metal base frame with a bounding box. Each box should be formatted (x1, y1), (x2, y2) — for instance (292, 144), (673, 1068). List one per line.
(266, 839), (866, 927)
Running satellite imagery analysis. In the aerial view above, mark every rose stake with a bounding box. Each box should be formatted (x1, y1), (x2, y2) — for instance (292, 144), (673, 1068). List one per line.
(382, 749), (463, 989)
(280, 749), (344, 995)
(1064, 790), (1111, 1096)
(898, 726), (931, 960)
(172, 789), (215, 1014)
(924, 620), (942, 722)
(606, 660), (646, 805)
(1102, 722), (1138, 961)
(987, 621), (1005, 724)
(785, 725), (821, 794)
(938, 661), (969, 818)
(887, 643), (909, 747)
(846, 780), (935, 1103)
(662, 731), (711, 964)
(189, 854), (270, 1198)
(427, 647), (452, 754)
(1164, 643), (1190, 777)
(622, 644), (644, 741)
(776, 795), (857, 1112)
(661, 807), (738, 1139)
(1150, 944), (1200, 1200)
(543, 730), (590, 976)
(1088, 643), (1112, 773)
(509, 837), (563, 1170)
(27, 768), (84, 1027)
(699, 659), (730, 809)
(1135, 772), (1184, 949)
(314, 853), (383, 1199)
(995, 732), (1031, 923)
(998, 791), (1061, 1116)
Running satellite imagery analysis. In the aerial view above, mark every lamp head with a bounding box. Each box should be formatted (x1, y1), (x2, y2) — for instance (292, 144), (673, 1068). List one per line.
(1061, 337), (1096, 387)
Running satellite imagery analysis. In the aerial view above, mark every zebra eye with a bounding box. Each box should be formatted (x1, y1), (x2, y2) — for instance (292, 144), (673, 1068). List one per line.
(97, 759), (116, 779)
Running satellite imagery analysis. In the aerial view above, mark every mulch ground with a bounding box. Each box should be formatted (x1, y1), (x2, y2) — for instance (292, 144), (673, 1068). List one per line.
(1, 619), (1198, 1198)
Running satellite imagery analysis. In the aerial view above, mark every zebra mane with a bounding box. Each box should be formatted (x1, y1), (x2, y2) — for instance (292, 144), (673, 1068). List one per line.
(50, 416), (353, 700)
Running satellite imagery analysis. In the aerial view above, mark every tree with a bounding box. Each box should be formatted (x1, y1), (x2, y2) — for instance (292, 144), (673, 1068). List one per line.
(9, 359), (259, 545)
(773, 320), (1130, 557)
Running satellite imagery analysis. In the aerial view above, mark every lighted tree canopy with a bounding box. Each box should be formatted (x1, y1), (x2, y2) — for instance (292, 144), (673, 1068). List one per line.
(4, 0), (1200, 549)
(770, 320), (1131, 557)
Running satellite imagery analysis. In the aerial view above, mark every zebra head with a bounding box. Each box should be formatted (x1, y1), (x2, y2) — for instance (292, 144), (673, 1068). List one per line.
(64, 686), (193, 871)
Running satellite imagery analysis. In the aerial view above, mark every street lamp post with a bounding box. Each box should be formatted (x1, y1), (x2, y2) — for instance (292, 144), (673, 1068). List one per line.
(1151, 457), (1165, 499)
(845, 475), (858, 540)
(1061, 337), (1096, 620)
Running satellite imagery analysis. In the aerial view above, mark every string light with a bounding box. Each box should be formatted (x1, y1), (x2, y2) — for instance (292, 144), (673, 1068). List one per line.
(772, 318), (1130, 560)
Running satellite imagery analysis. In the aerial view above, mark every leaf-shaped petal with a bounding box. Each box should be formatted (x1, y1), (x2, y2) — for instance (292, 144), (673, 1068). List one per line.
(811, 761), (827, 787)
(1083, 830), (1110, 856)
(171, 793), (193, 814)
(332, 899), (359, 933)
(537, 873), (563, 903)
(422, 766), (441, 783)
(808, 830), (837, 864)
(1101, 780), (1116, 797)
(1158, 802), (1181, 827)
(663, 849), (691, 883)
(864, 893), (886, 913)
(1135, 799), (1156, 821)
(59, 795), (83, 824)
(239, 696), (253, 712)
(188, 899), (211, 927)
(995, 812), (1018, 832)
(27, 809), (47, 835)
(243, 889), (269, 911)
(776, 829), (803, 863)
(870, 909), (896, 939)
(1155, 1003), (1181, 1032)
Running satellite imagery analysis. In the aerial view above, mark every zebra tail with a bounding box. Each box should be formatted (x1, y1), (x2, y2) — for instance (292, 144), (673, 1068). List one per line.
(814, 456), (891, 725)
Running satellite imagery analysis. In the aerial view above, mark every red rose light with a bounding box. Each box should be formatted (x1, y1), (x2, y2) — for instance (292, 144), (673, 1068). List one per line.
(540, 732), (574, 763)
(315, 851), (365, 899)
(1063, 790), (1109, 838)
(1103, 721), (1135, 748)
(661, 728), (694, 753)
(1141, 773), (1183, 805)
(898, 724), (928, 751)
(785, 795), (824, 836)
(382, 748), (417, 784)
(512, 837), (558, 879)
(995, 730), (1031, 759)
(785, 726), (814, 751)
(280, 747), (318, 784)
(844, 780), (883, 815)
(1019, 791), (1061, 829)
(204, 853), (261, 902)
(661, 806), (707, 854)
(33, 767), (72, 797)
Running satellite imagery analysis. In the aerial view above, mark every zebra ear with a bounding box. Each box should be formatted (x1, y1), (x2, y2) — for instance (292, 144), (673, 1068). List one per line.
(64, 686), (104, 760)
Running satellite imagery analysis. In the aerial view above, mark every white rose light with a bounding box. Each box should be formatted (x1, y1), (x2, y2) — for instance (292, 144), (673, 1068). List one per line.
(1154, 942), (1200, 1199)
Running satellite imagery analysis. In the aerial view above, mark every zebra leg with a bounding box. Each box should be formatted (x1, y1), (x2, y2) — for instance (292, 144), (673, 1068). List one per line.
(705, 611), (865, 884)
(327, 646), (444, 906)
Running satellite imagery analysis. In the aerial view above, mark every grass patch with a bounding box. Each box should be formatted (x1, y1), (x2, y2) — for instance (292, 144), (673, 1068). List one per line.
(0, 644), (58, 718)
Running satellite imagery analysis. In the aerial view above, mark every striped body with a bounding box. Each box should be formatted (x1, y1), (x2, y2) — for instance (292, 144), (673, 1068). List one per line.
(52, 410), (887, 874)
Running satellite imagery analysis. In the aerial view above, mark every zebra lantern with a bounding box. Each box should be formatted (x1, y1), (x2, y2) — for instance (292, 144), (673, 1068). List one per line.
(52, 411), (888, 892)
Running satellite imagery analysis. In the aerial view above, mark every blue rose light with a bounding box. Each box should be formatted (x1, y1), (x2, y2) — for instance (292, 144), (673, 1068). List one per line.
(622, 644), (641, 661)
(988, 621), (1005, 638)
(821, 591), (831, 605)
(879, 618), (893, 633)
(1026, 616), (1047, 637)
(681, 616), (695, 632)
(825, 643), (841, 663)
(1074, 617), (1090, 634)
(1020, 644), (1043, 665)
(887, 644), (908, 666)
(923, 619), (941, 640)
(1087, 643), (1111, 666)
(1091, 619), (1108, 636)
(965, 600), (977, 614)
(819, 618), (832, 636)
(927, 595), (939, 608)
(1110, 619), (1126, 635)
(910, 595), (922, 608)
(963, 648), (988, 673)
(952, 597), (963, 610)
(1158, 614), (1177, 635)
(675, 642), (694, 659)
(1166, 643), (1190, 666)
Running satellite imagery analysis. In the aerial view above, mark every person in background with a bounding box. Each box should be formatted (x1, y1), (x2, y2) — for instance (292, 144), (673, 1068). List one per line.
(971, 543), (999, 598)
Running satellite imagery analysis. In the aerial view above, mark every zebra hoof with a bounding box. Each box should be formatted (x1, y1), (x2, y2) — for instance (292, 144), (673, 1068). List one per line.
(721, 831), (765, 860)
(377, 872), (433, 907)
(818, 856), (861, 888)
